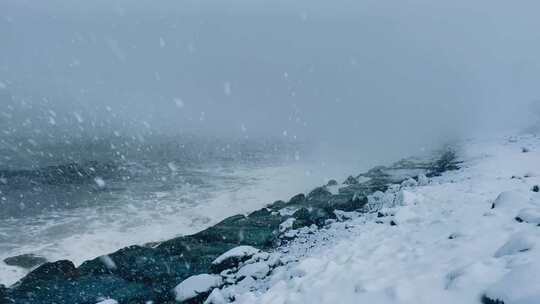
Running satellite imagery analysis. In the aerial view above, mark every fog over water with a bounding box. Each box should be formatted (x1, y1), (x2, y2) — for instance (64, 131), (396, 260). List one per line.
(2, 0), (540, 163)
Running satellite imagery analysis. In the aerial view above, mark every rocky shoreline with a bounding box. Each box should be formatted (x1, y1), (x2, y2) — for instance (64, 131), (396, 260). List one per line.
(0, 150), (460, 304)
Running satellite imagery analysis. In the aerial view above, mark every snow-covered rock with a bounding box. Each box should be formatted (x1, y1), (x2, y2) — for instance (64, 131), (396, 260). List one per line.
(484, 263), (540, 304)
(515, 208), (540, 225)
(277, 207), (298, 216)
(394, 189), (423, 206)
(204, 288), (228, 304)
(494, 233), (535, 258)
(236, 276), (257, 289)
(367, 190), (395, 211)
(279, 218), (296, 233)
(401, 178), (418, 188)
(417, 174), (429, 186)
(491, 191), (529, 210)
(96, 300), (118, 304)
(343, 176), (358, 185)
(174, 274), (223, 302)
(211, 246), (260, 272)
(237, 262), (270, 280)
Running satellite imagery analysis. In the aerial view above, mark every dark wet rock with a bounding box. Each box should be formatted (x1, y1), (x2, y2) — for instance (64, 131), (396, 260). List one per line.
(0, 284), (7, 302)
(307, 187), (332, 201)
(292, 207), (335, 229)
(343, 176), (358, 185)
(16, 260), (78, 287)
(288, 193), (306, 205)
(377, 212), (385, 218)
(338, 184), (366, 196)
(427, 150), (461, 177)
(9, 274), (153, 304)
(327, 179), (338, 186)
(268, 200), (287, 210)
(327, 194), (367, 212)
(522, 147), (530, 153)
(248, 208), (272, 218)
(481, 294), (505, 304)
(533, 185), (539, 192)
(390, 220), (398, 226)
(362, 166), (387, 178)
(4, 254), (47, 269)
(339, 179), (389, 197)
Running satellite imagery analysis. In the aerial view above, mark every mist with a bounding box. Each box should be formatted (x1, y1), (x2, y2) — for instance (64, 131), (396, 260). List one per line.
(2, 0), (540, 164)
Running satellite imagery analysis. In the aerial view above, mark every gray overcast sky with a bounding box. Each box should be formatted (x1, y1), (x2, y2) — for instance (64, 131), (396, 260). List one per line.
(1, 0), (540, 157)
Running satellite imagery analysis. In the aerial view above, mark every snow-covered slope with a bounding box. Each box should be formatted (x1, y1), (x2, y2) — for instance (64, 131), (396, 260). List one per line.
(224, 134), (540, 304)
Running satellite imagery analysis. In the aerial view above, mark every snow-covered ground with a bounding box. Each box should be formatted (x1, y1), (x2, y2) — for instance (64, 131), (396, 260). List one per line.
(220, 134), (540, 304)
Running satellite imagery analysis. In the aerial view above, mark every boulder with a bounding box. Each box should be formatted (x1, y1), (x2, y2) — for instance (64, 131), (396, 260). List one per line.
(9, 273), (153, 304)
(292, 207), (335, 228)
(494, 233), (535, 258)
(401, 178), (418, 188)
(288, 193), (306, 205)
(491, 191), (529, 210)
(307, 187), (332, 201)
(0, 284), (7, 302)
(515, 208), (540, 225)
(343, 176), (358, 185)
(482, 262), (540, 304)
(210, 246), (260, 273)
(174, 274), (223, 303)
(417, 174), (429, 186)
(4, 253), (47, 269)
(326, 179), (338, 186)
(15, 260), (78, 289)
(236, 262), (270, 280)
(204, 289), (227, 304)
(279, 218), (296, 233)
(327, 194), (367, 212)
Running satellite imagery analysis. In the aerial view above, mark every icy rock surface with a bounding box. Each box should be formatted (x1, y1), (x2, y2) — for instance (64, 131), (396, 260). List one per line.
(174, 274), (223, 302)
(204, 289), (228, 304)
(236, 262), (270, 280)
(212, 246), (261, 272)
